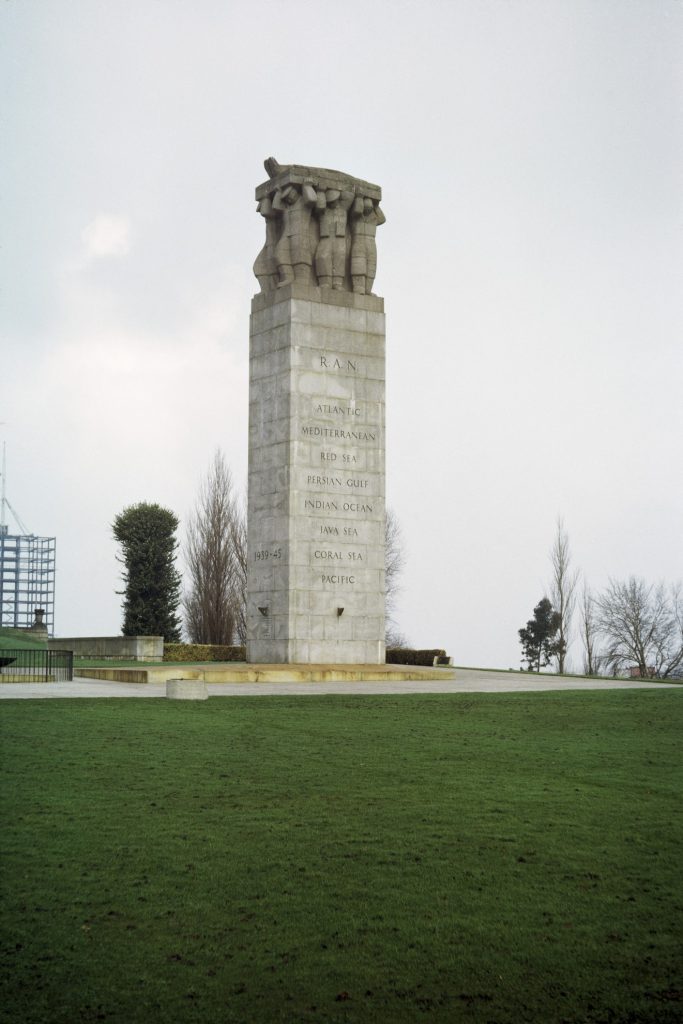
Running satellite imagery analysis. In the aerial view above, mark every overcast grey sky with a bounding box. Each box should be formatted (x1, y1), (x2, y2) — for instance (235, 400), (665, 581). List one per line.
(2, 0), (681, 669)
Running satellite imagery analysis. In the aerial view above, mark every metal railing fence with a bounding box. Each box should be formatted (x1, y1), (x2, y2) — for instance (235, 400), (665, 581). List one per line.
(0, 649), (73, 682)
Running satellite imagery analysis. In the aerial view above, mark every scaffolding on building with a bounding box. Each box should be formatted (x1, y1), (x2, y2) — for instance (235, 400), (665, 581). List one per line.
(0, 445), (56, 637)
(0, 529), (56, 635)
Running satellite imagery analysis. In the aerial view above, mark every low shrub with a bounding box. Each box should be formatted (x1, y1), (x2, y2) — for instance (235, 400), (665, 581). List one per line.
(386, 648), (446, 666)
(163, 643), (246, 663)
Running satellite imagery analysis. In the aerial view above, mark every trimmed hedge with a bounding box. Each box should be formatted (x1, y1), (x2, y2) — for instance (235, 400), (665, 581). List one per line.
(164, 643), (446, 667)
(163, 643), (246, 663)
(386, 648), (446, 666)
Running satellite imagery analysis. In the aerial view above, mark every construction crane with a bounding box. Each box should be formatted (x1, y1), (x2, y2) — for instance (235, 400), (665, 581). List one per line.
(1, 442), (30, 536)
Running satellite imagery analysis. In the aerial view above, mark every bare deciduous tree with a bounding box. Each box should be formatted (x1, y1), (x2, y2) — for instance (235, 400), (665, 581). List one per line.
(549, 518), (580, 674)
(595, 577), (683, 679)
(230, 494), (247, 645)
(579, 584), (601, 676)
(183, 451), (244, 645)
(385, 508), (408, 647)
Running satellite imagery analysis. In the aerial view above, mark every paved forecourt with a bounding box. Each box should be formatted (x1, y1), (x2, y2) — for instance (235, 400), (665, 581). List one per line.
(0, 668), (678, 699)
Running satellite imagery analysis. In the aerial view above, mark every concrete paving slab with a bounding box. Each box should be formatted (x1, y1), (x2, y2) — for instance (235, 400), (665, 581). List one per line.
(0, 668), (679, 699)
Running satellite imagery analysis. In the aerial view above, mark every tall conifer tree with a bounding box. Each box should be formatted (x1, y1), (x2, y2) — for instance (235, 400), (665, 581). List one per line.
(113, 502), (182, 640)
(518, 597), (563, 673)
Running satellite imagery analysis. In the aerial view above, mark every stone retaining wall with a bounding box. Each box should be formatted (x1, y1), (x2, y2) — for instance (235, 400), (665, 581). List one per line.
(49, 636), (164, 661)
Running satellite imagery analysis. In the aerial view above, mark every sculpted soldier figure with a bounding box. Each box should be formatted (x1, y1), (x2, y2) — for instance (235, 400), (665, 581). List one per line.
(253, 194), (280, 293)
(350, 196), (385, 295)
(254, 159), (384, 294)
(315, 188), (354, 290)
(273, 183), (317, 286)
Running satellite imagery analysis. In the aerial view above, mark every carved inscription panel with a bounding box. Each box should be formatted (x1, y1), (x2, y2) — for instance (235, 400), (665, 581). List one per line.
(294, 348), (383, 595)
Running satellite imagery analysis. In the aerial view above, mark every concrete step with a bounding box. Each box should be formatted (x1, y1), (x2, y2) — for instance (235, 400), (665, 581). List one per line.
(75, 663), (456, 684)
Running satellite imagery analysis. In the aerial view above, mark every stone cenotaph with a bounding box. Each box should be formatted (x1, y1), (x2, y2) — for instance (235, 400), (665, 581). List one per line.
(247, 158), (386, 664)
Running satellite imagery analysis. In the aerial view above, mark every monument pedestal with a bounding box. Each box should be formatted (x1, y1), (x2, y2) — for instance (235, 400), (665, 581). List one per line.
(246, 283), (385, 664)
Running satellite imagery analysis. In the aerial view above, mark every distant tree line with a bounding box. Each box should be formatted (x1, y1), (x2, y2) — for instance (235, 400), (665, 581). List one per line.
(519, 520), (683, 678)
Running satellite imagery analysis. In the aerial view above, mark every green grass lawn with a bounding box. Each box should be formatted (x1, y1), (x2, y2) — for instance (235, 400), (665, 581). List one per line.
(1, 692), (681, 1023)
(0, 628), (46, 651)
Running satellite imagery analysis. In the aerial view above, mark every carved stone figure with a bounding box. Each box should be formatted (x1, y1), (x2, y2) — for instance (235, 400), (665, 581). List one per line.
(350, 197), (385, 295)
(264, 156), (288, 178)
(273, 183), (317, 287)
(253, 195), (280, 293)
(315, 188), (353, 289)
(254, 159), (384, 294)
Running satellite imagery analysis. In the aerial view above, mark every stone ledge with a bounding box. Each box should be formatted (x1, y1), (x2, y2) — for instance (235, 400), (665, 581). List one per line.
(48, 636), (164, 661)
(77, 664), (456, 684)
(251, 284), (384, 314)
(255, 166), (381, 202)
(0, 675), (56, 684)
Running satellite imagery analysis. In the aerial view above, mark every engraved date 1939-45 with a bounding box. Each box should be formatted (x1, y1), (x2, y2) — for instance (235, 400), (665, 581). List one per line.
(254, 548), (282, 561)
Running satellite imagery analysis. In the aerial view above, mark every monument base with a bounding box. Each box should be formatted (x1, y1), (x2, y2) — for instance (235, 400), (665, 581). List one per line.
(247, 640), (386, 666)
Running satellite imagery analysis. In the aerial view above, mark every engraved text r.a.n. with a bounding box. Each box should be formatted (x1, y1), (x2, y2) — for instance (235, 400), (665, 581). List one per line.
(320, 356), (357, 373)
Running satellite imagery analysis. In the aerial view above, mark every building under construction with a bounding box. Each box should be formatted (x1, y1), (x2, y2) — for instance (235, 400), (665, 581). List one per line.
(0, 528), (56, 636)
(0, 446), (56, 637)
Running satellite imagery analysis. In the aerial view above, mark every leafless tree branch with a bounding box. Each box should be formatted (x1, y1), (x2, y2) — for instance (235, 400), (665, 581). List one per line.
(183, 450), (245, 646)
(579, 584), (602, 676)
(385, 508), (408, 646)
(595, 577), (683, 678)
(549, 517), (580, 673)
